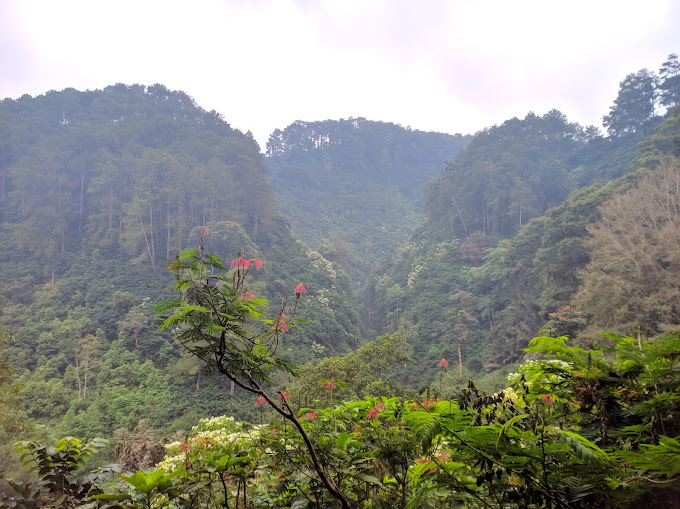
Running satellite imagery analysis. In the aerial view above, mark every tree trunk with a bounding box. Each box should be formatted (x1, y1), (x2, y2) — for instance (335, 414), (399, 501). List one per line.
(149, 202), (156, 264)
(139, 216), (156, 271)
(74, 360), (82, 399)
(83, 358), (88, 401)
(108, 192), (113, 229)
(458, 343), (463, 377)
(166, 201), (171, 260)
(80, 171), (85, 217)
(450, 193), (469, 236)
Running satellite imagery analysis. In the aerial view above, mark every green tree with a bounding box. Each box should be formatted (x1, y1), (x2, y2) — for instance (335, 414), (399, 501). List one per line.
(603, 69), (659, 137)
(289, 332), (413, 406)
(117, 304), (149, 350)
(574, 158), (680, 338)
(71, 333), (102, 400)
(156, 244), (352, 508)
(658, 53), (680, 108)
(0, 328), (32, 483)
(2, 436), (107, 507)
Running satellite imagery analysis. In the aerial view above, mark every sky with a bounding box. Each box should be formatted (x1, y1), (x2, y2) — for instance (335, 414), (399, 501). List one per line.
(1, 0), (678, 151)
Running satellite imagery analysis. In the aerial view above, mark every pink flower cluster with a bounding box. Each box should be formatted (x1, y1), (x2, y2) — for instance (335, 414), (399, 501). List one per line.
(230, 257), (263, 270)
(548, 306), (583, 321)
(367, 402), (385, 419)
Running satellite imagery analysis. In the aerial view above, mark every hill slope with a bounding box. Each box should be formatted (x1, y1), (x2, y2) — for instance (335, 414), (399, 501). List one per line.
(359, 107), (677, 387)
(0, 85), (361, 439)
(265, 118), (471, 284)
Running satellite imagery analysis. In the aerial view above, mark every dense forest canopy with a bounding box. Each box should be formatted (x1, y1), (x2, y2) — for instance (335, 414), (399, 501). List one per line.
(265, 118), (470, 283)
(359, 59), (680, 379)
(0, 85), (363, 450)
(2, 53), (680, 508)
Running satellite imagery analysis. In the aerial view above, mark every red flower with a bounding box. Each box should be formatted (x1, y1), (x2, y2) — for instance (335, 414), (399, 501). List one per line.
(540, 394), (554, 405)
(230, 257), (251, 269)
(367, 408), (378, 419)
(295, 283), (307, 297)
(323, 381), (336, 390)
(276, 391), (290, 402)
(301, 412), (317, 420)
(279, 320), (288, 332)
(375, 402), (385, 411)
(252, 259), (262, 269)
(255, 396), (268, 406)
(439, 357), (449, 368)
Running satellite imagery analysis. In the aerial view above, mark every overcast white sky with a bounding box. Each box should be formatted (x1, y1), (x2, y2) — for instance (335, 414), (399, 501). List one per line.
(1, 0), (678, 150)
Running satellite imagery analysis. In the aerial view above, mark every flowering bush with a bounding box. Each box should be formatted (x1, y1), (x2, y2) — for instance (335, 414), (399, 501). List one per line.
(546, 305), (587, 337)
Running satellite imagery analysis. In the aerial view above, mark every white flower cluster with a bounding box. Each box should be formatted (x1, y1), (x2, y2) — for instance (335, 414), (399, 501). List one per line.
(157, 415), (258, 472)
(521, 359), (570, 371)
(316, 291), (331, 307)
(506, 371), (523, 386)
(307, 249), (337, 278)
(195, 415), (239, 432)
(506, 358), (573, 391)
(407, 264), (424, 289)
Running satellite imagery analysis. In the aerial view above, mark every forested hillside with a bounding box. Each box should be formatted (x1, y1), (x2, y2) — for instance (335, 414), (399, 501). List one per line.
(0, 85), (362, 443)
(360, 58), (680, 388)
(2, 54), (680, 508)
(266, 119), (470, 283)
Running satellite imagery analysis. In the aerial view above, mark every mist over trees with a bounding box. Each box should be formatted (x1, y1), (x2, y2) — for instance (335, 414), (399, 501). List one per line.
(2, 54), (680, 508)
(266, 118), (470, 283)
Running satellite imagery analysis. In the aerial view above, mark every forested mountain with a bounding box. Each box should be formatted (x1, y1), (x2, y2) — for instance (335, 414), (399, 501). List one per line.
(360, 74), (680, 387)
(265, 119), (470, 283)
(2, 55), (680, 509)
(0, 85), (361, 443)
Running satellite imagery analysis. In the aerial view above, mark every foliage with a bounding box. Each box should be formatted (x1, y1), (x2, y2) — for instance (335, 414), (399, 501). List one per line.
(0, 436), (109, 508)
(423, 109), (586, 240)
(3, 330), (679, 507)
(544, 306), (587, 337)
(658, 53), (680, 108)
(0, 86), (362, 443)
(363, 89), (680, 379)
(0, 329), (33, 490)
(603, 69), (660, 138)
(266, 118), (471, 283)
(113, 420), (165, 474)
(156, 246), (352, 507)
(574, 157), (680, 338)
(288, 332), (414, 406)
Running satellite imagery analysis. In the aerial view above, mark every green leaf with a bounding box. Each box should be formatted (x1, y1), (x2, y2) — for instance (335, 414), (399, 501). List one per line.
(553, 429), (609, 464)
(355, 473), (381, 485)
(496, 413), (529, 448)
(335, 432), (350, 449)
